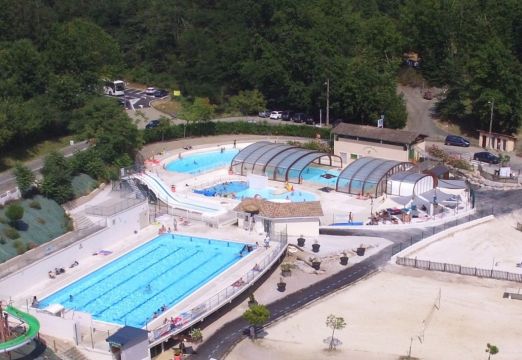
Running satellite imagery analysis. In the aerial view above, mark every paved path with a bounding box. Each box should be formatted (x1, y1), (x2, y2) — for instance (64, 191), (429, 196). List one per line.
(0, 140), (89, 194)
(194, 245), (393, 360)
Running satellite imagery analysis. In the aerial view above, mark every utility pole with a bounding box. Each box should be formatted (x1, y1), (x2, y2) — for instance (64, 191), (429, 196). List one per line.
(325, 79), (330, 126)
(488, 100), (494, 149)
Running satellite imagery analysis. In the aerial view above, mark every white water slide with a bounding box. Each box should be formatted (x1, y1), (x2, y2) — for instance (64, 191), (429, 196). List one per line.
(132, 172), (225, 215)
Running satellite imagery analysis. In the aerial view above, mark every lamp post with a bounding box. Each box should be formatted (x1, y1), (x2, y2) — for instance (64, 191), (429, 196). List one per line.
(325, 79), (330, 126)
(488, 100), (494, 148)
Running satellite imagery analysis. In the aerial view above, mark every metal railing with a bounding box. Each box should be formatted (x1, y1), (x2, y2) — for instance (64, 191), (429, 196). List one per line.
(149, 230), (288, 344)
(85, 197), (146, 217)
(0, 218), (106, 279)
(396, 257), (522, 283)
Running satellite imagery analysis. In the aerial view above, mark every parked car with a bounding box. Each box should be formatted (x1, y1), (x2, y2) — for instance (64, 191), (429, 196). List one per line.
(444, 135), (470, 147)
(269, 111), (283, 119)
(258, 110), (271, 118)
(145, 119), (161, 129)
(291, 112), (305, 123)
(145, 87), (156, 95)
(281, 110), (292, 121)
(473, 151), (500, 164)
(154, 89), (169, 98)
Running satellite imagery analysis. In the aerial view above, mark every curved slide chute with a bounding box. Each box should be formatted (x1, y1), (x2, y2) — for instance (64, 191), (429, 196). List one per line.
(0, 306), (40, 353)
(132, 172), (224, 215)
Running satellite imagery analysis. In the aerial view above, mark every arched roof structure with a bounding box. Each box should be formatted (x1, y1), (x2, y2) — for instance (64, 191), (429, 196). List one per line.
(230, 142), (342, 183)
(336, 157), (412, 197)
(386, 172), (435, 197)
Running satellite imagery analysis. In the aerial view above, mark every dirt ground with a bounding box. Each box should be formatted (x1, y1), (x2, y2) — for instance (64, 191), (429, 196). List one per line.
(227, 266), (522, 360)
(404, 210), (522, 273)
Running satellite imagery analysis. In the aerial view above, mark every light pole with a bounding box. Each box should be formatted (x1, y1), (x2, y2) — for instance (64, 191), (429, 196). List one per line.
(325, 79), (330, 126)
(488, 100), (494, 148)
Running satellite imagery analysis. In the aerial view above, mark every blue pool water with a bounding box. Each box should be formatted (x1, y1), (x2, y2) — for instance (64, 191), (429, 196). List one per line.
(166, 149), (239, 174)
(195, 181), (317, 202)
(300, 166), (341, 187)
(38, 235), (245, 327)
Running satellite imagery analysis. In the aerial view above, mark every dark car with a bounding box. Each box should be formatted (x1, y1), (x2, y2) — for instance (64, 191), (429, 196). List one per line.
(473, 151), (500, 164)
(154, 89), (169, 98)
(281, 110), (292, 121)
(145, 119), (161, 129)
(445, 135), (470, 147)
(291, 112), (308, 123)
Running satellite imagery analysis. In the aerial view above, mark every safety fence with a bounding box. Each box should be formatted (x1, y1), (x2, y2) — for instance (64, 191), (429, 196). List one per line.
(148, 230), (288, 346)
(396, 257), (522, 283)
(390, 207), (494, 256)
(85, 197), (146, 217)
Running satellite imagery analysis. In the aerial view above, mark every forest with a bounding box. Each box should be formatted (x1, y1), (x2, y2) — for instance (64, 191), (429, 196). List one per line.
(0, 0), (520, 158)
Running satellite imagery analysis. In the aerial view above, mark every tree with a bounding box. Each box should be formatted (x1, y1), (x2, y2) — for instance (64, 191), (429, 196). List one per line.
(228, 90), (267, 115)
(13, 163), (35, 198)
(40, 151), (74, 204)
(486, 343), (499, 360)
(5, 203), (24, 229)
(242, 304), (270, 338)
(325, 314), (347, 351)
(178, 97), (215, 137)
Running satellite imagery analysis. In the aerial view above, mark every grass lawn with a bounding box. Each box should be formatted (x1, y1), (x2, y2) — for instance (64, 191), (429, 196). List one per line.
(152, 98), (183, 117)
(0, 135), (76, 172)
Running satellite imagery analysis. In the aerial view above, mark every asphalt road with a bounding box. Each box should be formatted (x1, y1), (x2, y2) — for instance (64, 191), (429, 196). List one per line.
(0, 140), (89, 194)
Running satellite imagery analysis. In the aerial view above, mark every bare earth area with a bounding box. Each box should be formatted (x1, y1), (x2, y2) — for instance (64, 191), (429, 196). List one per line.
(227, 210), (522, 360)
(404, 210), (522, 273)
(227, 267), (522, 360)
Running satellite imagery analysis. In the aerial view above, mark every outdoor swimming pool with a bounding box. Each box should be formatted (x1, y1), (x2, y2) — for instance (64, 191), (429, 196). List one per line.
(194, 181), (317, 202)
(166, 149), (239, 174)
(300, 166), (341, 187)
(38, 234), (246, 327)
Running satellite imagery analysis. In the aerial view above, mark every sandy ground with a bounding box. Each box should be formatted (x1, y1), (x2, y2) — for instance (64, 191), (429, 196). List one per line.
(404, 210), (522, 273)
(227, 266), (522, 360)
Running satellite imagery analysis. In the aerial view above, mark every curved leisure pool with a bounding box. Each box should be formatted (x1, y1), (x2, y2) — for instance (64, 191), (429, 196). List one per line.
(195, 181), (317, 202)
(166, 149), (239, 174)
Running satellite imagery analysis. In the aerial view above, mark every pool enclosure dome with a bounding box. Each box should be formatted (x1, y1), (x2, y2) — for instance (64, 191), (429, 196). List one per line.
(386, 172), (435, 197)
(230, 141), (341, 183)
(336, 157), (412, 197)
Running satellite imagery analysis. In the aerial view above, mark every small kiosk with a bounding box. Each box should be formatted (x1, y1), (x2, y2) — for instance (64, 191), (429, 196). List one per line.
(106, 326), (150, 360)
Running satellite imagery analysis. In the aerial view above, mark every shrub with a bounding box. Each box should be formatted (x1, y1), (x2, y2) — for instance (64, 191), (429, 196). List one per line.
(29, 200), (41, 209)
(0, 237), (5, 244)
(3, 226), (20, 239)
(5, 203), (24, 228)
(13, 240), (26, 254)
(36, 217), (46, 224)
(27, 241), (38, 250)
(0, 217), (6, 224)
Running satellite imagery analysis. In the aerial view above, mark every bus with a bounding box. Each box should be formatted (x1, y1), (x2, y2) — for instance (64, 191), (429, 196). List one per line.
(103, 80), (125, 96)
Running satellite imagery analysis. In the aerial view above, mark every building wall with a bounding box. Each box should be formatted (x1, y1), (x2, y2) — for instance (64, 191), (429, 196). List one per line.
(272, 219), (319, 237)
(0, 202), (149, 299)
(479, 133), (516, 152)
(334, 138), (408, 164)
(123, 340), (150, 360)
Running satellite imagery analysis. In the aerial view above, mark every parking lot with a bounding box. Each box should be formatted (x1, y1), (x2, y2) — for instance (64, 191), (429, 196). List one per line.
(121, 87), (168, 110)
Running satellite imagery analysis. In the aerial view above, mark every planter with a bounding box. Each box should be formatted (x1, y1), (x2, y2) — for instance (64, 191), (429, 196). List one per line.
(297, 237), (306, 247)
(356, 247), (366, 256)
(277, 282), (287, 292)
(340, 256), (349, 266)
(312, 243), (320, 253)
(281, 269), (291, 277)
(311, 261), (321, 270)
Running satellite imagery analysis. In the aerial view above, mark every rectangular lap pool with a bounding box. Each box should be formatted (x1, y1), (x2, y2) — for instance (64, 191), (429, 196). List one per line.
(38, 234), (245, 328)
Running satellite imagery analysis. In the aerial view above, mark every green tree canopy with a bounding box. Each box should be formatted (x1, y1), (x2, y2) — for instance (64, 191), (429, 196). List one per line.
(14, 163), (35, 198)
(41, 151), (74, 204)
(228, 90), (267, 115)
(243, 304), (271, 327)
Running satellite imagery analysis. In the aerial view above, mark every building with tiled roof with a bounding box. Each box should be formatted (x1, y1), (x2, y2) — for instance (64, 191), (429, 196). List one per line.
(233, 198), (323, 237)
(332, 123), (428, 165)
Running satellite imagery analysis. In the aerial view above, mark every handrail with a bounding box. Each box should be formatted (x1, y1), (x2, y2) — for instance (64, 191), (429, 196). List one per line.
(149, 231), (288, 344)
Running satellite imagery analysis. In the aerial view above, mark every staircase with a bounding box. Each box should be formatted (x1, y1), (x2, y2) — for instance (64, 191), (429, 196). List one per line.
(61, 346), (92, 360)
(40, 336), (91, 360)
(72, 214), (95, 230)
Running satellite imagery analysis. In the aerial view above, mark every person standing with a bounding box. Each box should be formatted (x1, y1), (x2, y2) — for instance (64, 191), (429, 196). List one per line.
(348, 212), (353, 224)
